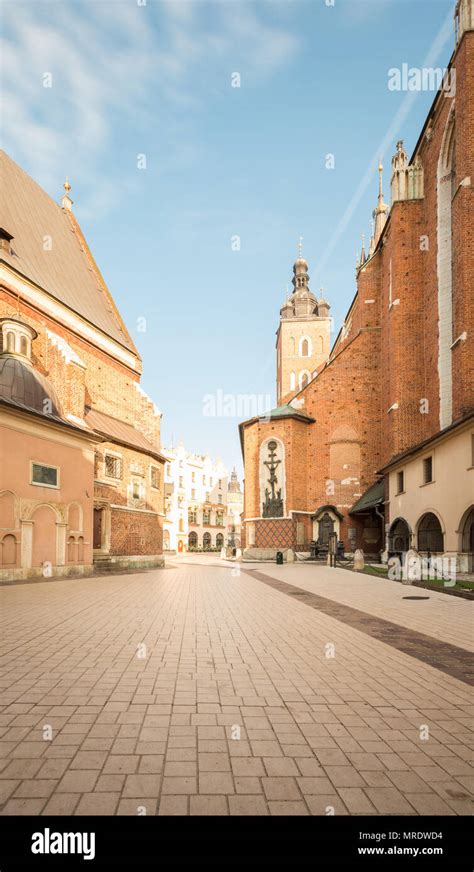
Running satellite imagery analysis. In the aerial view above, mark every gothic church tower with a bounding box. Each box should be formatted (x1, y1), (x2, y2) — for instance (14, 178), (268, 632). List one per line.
(276, 245), (331, 405)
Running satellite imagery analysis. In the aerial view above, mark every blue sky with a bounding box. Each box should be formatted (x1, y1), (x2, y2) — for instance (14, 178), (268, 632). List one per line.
(2, 0), (454, 475)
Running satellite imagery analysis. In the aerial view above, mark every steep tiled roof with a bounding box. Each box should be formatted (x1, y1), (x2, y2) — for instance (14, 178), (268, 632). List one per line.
(84, 407), (166, 463)
(0, 151), (136, 353)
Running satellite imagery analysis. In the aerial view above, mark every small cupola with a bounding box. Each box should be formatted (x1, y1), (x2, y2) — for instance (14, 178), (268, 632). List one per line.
(0, 318), (37, 362)
(0, 228), (14, 255)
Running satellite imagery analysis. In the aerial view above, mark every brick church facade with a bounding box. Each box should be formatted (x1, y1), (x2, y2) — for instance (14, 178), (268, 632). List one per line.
(240, 0), (474, 570)
(0, 153), (166, 580)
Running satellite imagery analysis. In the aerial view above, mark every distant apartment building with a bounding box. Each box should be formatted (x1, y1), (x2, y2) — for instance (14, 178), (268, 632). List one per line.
(163, 444), (233, 553)
(227, 467), (244, 548)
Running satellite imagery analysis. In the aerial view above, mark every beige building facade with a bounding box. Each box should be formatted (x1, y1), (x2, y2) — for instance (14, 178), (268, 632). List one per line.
(382, 417), (474, 571)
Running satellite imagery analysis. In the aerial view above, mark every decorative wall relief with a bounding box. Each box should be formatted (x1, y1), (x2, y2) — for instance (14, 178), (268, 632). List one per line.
(260, 439), (285, 518)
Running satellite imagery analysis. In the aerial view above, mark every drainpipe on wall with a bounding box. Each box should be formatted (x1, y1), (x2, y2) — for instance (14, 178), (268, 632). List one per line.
(375, 504), (385, 557)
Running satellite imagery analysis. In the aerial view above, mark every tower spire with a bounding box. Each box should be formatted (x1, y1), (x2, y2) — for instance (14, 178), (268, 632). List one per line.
(373, 161), (389, 245)
(369, 217), (375, 257)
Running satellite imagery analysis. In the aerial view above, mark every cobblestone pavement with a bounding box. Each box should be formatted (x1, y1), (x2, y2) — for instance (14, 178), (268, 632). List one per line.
(0, 556), (472, 816)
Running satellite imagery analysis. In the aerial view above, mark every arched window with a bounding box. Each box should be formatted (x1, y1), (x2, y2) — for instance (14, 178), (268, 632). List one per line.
(203, 532), (211, 551)
(461, 506), (474, 553)
(290, 337), (295, 356)
(6, 332), (15, 352)
(216, 533), (224, 549)
(418, 513), (443, 553)
(290, 372), (296, 390)
(299, 336), (312, 358)
(77, 536), (84, 563)
(20, 335), (28, 356)
(299, 370), (311, 389)
(388, 518), (410, 553)
(188, 531), (198, 550)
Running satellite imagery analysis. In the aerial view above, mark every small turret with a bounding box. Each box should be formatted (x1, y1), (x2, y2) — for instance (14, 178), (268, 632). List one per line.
(373, 162), (389, 245)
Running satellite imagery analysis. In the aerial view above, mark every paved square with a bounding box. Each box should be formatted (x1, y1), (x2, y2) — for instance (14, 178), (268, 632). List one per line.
(0, 556), (472, 816)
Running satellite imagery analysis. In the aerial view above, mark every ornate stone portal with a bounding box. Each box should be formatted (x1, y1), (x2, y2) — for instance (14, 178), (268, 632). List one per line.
(262, 440), (284, 518)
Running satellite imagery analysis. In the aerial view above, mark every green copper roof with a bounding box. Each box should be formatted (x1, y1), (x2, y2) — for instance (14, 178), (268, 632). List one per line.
(349, 479), (384, 514)
(264, 403), (313, 420)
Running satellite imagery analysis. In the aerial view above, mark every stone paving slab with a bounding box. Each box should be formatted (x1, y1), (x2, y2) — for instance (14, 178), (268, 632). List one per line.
(0, 558), (473, 816)
(242, 569), (474, 685)
(243, 560), (474, 651)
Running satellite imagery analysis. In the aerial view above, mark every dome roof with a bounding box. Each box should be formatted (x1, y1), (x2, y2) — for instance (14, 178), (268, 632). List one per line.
(0, 356), (62, 418)
(293, 257), (309, 271)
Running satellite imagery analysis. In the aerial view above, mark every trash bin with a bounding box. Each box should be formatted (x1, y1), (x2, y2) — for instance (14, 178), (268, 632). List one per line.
(276, 551), (283, 565)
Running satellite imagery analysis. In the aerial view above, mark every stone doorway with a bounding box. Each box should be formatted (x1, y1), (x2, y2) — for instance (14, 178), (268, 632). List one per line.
(93, 508), (103, 550)
(318, 512), (335, 546)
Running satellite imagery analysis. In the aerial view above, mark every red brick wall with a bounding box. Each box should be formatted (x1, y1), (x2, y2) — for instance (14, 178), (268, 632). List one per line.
(451, 32), (474, 421)
(241, 32), (473, 551)
(111, 508), (162, 556)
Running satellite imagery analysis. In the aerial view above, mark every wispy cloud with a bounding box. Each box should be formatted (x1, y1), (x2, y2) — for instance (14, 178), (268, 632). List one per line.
(1, 0), (301, 216)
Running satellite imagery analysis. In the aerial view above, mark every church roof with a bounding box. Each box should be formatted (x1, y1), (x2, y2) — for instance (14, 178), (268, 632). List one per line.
(0, 355), (63, 421)
(265, 403), (314, 421)
(84, 406), (167, 463)
(0, 355), (95, 437)
(349, 479), (385, 514)
(238, 402), (315, 455)
(0, 151), (137, 354)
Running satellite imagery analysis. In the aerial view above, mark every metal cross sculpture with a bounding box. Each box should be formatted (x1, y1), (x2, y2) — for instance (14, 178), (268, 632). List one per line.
(262, 440), (284, 518)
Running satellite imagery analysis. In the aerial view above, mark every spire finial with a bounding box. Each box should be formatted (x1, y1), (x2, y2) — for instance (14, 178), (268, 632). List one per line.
(61, 176), (73, 211)
(298, 236), (303, 259)
(378, 160), (384, 198)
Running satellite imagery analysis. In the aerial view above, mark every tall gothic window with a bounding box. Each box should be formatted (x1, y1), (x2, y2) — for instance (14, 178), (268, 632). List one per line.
(437, 106), (455, 429)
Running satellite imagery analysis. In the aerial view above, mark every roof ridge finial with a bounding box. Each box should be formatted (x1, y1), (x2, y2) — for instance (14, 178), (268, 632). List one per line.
(61, 176), (73, 212)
